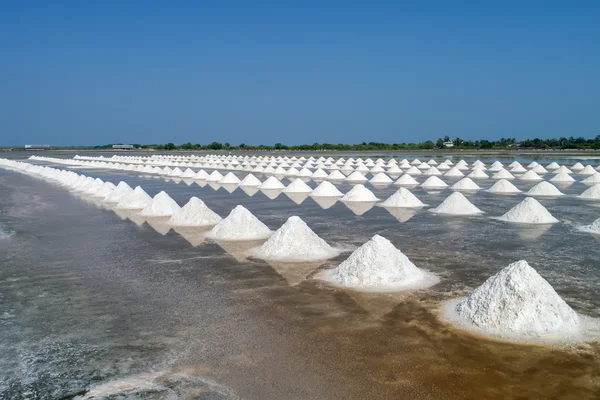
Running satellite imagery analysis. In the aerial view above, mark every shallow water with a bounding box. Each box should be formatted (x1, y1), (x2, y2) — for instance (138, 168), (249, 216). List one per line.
(1, 153), (600, 399)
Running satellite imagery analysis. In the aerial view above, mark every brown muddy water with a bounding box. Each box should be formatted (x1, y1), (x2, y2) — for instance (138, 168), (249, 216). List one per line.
(1, 157), (600, 399)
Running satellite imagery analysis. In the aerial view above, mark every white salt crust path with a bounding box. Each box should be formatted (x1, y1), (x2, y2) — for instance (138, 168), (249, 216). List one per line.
(496, 197), (559, 224)
(341, 184), (380, 202)
(167, 197), (222, 227)
(441, 260), (598, 344)
(578, 218), (600, 234)
(250, 216), (340, 262)
(206, 205), (272, 241)
(379, 187), (426, 208)
(139, 191), (181, 217)
(310, 181), (344, 197)
(319, 234), (438, 292)
(429, 192), (484, 215)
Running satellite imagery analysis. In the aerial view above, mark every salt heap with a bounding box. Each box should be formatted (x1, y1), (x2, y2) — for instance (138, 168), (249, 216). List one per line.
(526, 181), (564, 197)
(206, 205), (272, 241)
(451, 178), (481, 191)
(492, 169), (515, 180)
(451, 260), (580, 340)
(369, 173), (393, 185)
(468, 169), (489, 179)
(345, 171), (368, 183)
(444, 167), (464, 178)
(341, 184), (379, 202)
(487, 179), (521, 194)
(181, 168), (196, 178)
(583, 173), (600, 185)
(206, 170), (224, 182)
(93, 182), (116, 198)
(580, 184), (600, 200)
(319, 235), (437, 291)
(430, 192), (483, 215)
(519, 170), (543, 181)
(309, 181), (343, 197)
(259, 176), (285, 190)
(549, 172), (575, 183)
(394, 174), (418, 186)
(546, 162), (560, 170)
(219, 172), (241, 184)
(116, 186), (153, 209)
(421, 176), (448, 189)
(497, 197), (559, 224)
(239, 173), (262, 187)
(580, 165), (597, 176)
(283, 178), (312, 193)
(380, 187), (425, 208)
(193, 170), (209, 180)
(139, 191), (181, 217)
(578, 218), (600, 234)
(250, 216), (339, 261)
(104, 181), (132, 203)
(167, 197), (222, 226)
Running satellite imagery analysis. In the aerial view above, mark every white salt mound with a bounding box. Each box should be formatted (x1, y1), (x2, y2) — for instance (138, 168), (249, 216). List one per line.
(250, 216), (339, 261)
(219, 172), (241, 184)
(104, 181), (132, 203)
(451, 178), (481, 191)
(550, 172), (575, 183)
(167, 197), (222, 226)
(421, 176), (448, 189)
(320, 235), (437, 291)
(498, 197), (559, 224)
(93, 182), (116, 198)
(429, 192), (483, 215)
(380, 187), (425, 208)
(580, 184), (600, 200)
(116, 186), (153, 210)
(284, 178), (312, 193)
(206, 170), (224, 182)
(583, 173), (600, 184)
(526, 181), (564, 197)
(139, 191), (181, 217)
(452, 260), (580, 339)
(487, 179), (521, 194)
(345, 171), (368, 183)
(578, 218), (600, 234)
(519, 170), (543, 181)
(259, 176), (285, 190)
(393, 174), (418, 186)
(310, 181), (343, 197)
(239, 173), (262, 187)
(369, 172), (393, 184)
(492, 169), (515, 180)
(341, 184), (379, 202)
(206, 205), (272, 241)
(444, 167), (464, 178)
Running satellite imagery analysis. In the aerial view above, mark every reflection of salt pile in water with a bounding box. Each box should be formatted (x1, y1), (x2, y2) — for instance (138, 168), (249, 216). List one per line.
(167, 197), (222, 226)
(451, 178), (481, 191)
(380, 187), (425, 208)
(116, 186), (153, 209)
(578, 218), (600, 234)
(526, 181), (564, 197)
(341, 184), (379, 202)
(139, 191), (181, 217)
(487, 179), (521, 194)
(250, 216), (339, 261)
(206, 205), (272, 241)
(448, 260), (581, 341)
(309, 181), (343, 197)
(498, 197), (559, 224)
(429, 192), (483, 215)
(579, 184), (600, 200)
(319, 234), (437, 292)
(104, 181), (133, 203)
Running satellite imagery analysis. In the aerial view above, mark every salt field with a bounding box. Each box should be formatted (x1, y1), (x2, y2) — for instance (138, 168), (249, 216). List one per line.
(1, 151), (600, 399)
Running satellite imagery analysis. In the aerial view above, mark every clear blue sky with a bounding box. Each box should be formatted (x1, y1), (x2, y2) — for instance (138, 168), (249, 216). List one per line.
(1, 1), (599, 146)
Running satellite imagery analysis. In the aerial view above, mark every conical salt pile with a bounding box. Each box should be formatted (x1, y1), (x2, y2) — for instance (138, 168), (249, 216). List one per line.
(239, 173), (262, 187)
(180, 168), (196, 178)
(546, 162), (560, 170)
(492, 169), (515, 180)
(219, 172), (241, 184)
(498, 197), (559, 224)
(259, 176), (285, 190)
(451, 178), (481, 191)
(206, 205), (272, 241)
(578, 218), (600, 234)
(421, 176), (448, 189)
(526, 181), (564, 197)
(430, 192), (483, 215)
(380, 187), (425, 208)
(311, 168), (329, 179)
(580, 165), (597, 176)
(320, 235), (437, 291)
(167, 197), (222, 227)
(487, 179), (521, 194)
(550, 172), (575, 183)
(444, 167), (465, 178)
(284, 178), (312, 193)
(206, 170), (224, 182)
(169, 167), (183, 177)
(572, 162), (585, 171)
(341, 184), (379, 202)
(404, 166), (422, 176)
(327, 170), (346, 180)
(453, 260), (580, 339)
(310, 181), (343, 197)
(93, 182), (116, 198)
(580, 184), (600, 200)
(394, 174), (418, 186)
(250, 216), (339, 261)
(116, 186), (153, 209)
(193, 170), (209, 180)
(519, 170), (543, 181)
(468, 169), (489, 179)
(83, 178), (105, 195)
(583, 173), (600, 185)
(369, 173), (393, 184)
(104, 181), (133, 203)
(139, 191), (181, 217)
(345, 171), (368, 183)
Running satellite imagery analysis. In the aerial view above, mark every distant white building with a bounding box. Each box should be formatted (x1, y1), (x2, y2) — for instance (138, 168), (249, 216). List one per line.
(112, 144), (134, 150)
(443, 140), (454, 148)
(24, 145), (50, 150)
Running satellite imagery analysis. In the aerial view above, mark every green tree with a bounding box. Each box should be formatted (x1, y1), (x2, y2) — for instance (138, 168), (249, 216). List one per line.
(436, 138), (444, 148)
(208, 141), (223, 150)
(165, 142), (176, 150)
(239, 143), (246, 148)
